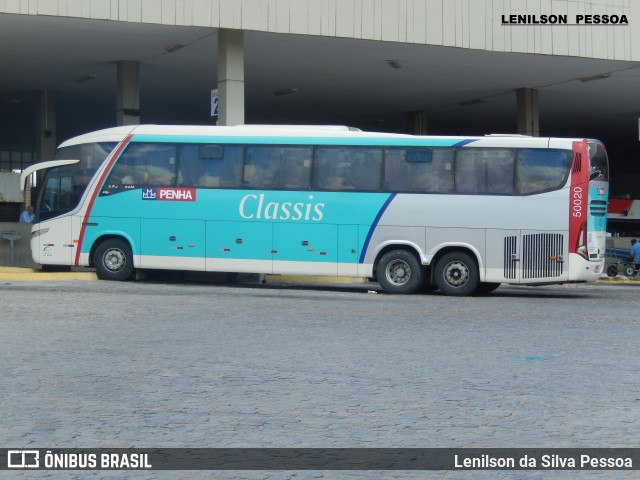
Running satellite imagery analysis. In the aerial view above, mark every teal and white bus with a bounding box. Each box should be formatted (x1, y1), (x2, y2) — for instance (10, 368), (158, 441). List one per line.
(29, 125), (609, 295)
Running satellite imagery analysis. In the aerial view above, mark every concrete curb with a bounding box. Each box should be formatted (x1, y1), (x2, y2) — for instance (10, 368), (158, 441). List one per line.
(596, 276), (640, 285)
(0, 267), (97, 281)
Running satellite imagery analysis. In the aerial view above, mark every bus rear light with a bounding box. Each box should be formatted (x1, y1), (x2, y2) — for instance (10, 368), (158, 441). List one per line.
(576, 222), (589, 260)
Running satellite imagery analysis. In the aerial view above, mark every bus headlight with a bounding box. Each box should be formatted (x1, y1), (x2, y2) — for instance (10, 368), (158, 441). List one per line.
(576, 222), (589, 260)
(31, 227), (50, 239)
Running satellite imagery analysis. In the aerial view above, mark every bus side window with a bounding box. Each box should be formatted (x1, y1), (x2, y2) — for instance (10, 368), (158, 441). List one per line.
(191, 144), (242, 188)
(177, 145), (203, 187)
(244, 146), (280, 188)
(486, 150), (515, 194)
(455, 149), (485, 193)
(456, 148), (514, 194)
(516, 149), (572, 195)
(278, 147), (312, 190)
(349, 148), (382, 190)
(104, 144), (146, 190)
(144, 145), (177, 186)
(315, 147), (382, 191)
(410, 149), (454, 193)
(383, 148), (408, 191)
(217, 146), (243, 188)
(108, 143), (177, 187)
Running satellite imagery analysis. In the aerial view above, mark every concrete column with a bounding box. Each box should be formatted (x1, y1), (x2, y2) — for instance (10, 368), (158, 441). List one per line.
(408, 110), (428, 135)
(116, 60), (141, 126)
(217, 29), (245, 126)
(36, 89), (56, 161)
(517, 88), (539, 137)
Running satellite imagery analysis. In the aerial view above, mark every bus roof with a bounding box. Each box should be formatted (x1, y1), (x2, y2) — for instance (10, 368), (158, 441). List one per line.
(58, 124), (592, 149)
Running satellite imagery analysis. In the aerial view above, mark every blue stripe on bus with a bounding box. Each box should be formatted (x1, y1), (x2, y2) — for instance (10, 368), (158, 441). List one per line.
(130, 134), (468, 147)
(453, 139), (478, 147)
(359, 193), (396, 264)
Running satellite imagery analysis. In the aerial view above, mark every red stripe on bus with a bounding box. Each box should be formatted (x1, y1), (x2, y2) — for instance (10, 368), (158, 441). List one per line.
(568, 140), (589, 254)
(74, 133), (133, 265)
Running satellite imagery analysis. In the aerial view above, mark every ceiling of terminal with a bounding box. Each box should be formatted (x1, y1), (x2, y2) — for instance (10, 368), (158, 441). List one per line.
(1, 13), (639, 193)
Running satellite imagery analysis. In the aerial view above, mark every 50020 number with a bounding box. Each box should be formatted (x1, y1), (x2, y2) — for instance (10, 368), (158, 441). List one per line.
(572, 186), (583, 218)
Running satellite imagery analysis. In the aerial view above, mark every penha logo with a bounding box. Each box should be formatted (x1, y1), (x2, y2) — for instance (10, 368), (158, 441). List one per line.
(142, 188), (157, 200)
(142, 188), (196, 202)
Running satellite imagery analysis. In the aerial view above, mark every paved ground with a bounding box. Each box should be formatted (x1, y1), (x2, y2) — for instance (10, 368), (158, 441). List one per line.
(1, 279), (638, 479)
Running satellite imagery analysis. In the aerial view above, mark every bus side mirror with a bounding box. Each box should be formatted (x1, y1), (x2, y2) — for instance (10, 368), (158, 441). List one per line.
(19, 159), (80, 190)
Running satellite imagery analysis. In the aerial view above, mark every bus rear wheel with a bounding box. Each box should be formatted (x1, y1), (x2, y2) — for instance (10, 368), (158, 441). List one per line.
(376, 250), (424, 294)
(434, 252), (479, 296)
(94, 238), (134, 281)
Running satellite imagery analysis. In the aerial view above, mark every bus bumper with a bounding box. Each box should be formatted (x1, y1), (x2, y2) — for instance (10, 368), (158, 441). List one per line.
(568, 254), (605, 282)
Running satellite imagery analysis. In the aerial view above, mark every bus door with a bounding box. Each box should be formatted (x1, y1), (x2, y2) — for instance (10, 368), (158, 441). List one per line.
(34, 173), (76, 266)
(273, 223), (338, 275)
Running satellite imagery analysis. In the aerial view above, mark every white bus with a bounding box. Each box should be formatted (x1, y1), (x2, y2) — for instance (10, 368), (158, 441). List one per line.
(28, 125), (609, 295)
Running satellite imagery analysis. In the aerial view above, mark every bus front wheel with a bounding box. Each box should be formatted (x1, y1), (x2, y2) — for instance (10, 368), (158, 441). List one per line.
(94, 238), (134, 281)
(376, 250), (424, 294)
(434, 252), (479, 296)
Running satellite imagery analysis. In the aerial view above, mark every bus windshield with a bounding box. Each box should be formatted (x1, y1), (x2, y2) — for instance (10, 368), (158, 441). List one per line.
(588, 141), (608, 181)
(36, 142), (116, 222)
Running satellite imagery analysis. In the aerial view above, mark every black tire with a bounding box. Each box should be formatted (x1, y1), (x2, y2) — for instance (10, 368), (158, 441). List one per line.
(606, 264), (618, 277)
(475, 282), (501, 295)
(434, 251), (479, 296)
(376, 250), (424, 294)
(94, 238), (134, 281)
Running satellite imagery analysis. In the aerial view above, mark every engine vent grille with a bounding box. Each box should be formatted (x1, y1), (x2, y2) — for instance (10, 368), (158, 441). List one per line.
(522, 233), (564, 279)
(503, 236), (517, 279)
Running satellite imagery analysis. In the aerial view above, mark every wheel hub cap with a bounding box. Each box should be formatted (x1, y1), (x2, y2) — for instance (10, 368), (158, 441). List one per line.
(444, 261), (469, 287)
(105, 249), (125, 272)
(386, 260), (411, 286)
